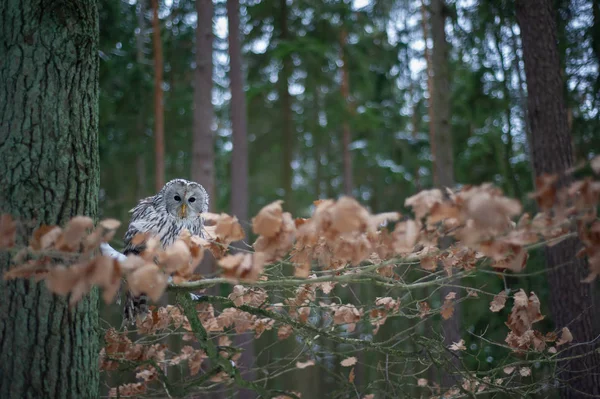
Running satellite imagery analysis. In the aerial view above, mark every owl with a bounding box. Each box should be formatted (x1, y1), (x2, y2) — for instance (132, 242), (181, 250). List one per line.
(122, 178), (209, 324)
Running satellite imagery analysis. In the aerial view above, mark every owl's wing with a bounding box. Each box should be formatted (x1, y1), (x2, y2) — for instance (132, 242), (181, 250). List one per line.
(123, 195), (157, 256)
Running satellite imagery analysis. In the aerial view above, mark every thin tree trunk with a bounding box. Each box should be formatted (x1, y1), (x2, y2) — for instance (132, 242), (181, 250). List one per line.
(421, 0), (437, 185)
(431, 0), (461, 388)
(340, 28), (353, 196)
(226, 0), (253, 395)
(136, 0), (147, 199)
(280, 0), (294, 210)
(192, 0), (215, 207)
(151, 0), (165, 191)
(0, 1), (100, 396)
(493, 27), (521, 199)
(515, 1), (600, 396)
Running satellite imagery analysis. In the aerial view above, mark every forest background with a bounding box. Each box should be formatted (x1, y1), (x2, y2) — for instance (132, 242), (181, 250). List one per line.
(1, 0), (600, 398)
(98, 0), (600, 396)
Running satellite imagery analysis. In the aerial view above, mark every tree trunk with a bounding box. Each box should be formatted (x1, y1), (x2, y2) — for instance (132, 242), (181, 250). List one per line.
(192, 0), (215, 207)
(492, 26), (521, 199)
(516, 1), (600, 396)
(340, 28), (353, 196)
(136, 0), (147, 200)
(280, 0), (294, 210)
(421, 0), (437, 186)
(151, 0), (165, 191)
(0, 1), (100, 397)
(226, 0), (254, 395)
(431, 0), (461, 388)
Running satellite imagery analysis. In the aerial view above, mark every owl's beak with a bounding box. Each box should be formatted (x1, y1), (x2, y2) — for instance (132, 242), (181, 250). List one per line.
(178, 203), (187, 218)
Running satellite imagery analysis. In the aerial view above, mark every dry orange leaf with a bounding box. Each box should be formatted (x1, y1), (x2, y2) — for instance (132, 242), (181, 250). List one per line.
(556, 327), (573, 346)
(340, 356), (357, 367)
(490, 290), (508, 312)
(252, 200), (284, 237)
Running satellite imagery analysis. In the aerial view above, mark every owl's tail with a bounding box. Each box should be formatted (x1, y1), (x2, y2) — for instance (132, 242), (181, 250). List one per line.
(123, 290), (149, 325)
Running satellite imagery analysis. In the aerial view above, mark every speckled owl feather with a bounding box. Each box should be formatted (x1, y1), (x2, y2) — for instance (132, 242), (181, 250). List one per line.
(122, 178), (209, 324)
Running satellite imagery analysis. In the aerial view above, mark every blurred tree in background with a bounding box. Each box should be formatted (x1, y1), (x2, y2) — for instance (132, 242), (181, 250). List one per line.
(90, 0), (600, 396)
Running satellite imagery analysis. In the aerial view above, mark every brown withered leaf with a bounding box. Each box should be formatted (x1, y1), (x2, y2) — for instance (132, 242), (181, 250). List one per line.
(296, 360), (315, 369)
(418, 301), (431, 319)
(4, 261), (49, 281)
(253, 211), (295, 262)
(449, 339), (466, 351)
(529, 174), (558, 211)
(0, 214), (17, 248)
(127, 264), (168, 302)
(492, 247), (528, 273)
(159, 239), (192, 274)
(277, 324), (293, 340)
(219, 252), (266, 282)
(420, 256), (437, 271)
(253, 200), (284, 237)
(349, 367), (356, 383)
(440, 293), (456, 320)
(330, 196), (370, 233)
(100, 219), (121, 231)
(56, 216), (94, 251)
(405, 189), (443, 220)
(369, 212), (401, 231)
(341, 356), (357, 367)
(30, 225), (60, 250)
(392, 220), (419, 253)
(428, 202), (460, 224)
(214, 213), (245, 243)
(519, 367), (531, 377)
(490, 290), (507, 312)
(465, 191), (522, 231)
(556, 327), (573, 346)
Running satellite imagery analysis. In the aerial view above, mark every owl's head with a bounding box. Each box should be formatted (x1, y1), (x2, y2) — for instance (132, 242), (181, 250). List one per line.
(161, 179), (209, 219)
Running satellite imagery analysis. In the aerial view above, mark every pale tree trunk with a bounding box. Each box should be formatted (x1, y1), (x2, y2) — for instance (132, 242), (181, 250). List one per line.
(340, 28), (353, 196)
(421, 0), (437, 185)
(192, 0), (215, 206)
(136, 0), (147, 199)
(515, 1), (600, 396)
(431, 0), (461, 388)
(280, 0), (294, 210)
(151, 0), (165, 191)
(0, 0), (100, 397)
(226, 0), (254, 395)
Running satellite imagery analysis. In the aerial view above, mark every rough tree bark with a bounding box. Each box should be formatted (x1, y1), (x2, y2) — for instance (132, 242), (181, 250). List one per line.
(192, 0), (215, 207)
(516, 1), (600, 397)
(151, 0), (165, 191)
(226, 0), (254, 396)
(0, 1), (100, 397)
(280, 0), (294, 209)
(430, 0), (461, 388)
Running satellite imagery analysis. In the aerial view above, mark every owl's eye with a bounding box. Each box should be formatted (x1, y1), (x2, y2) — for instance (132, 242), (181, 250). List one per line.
(188, 197), (196, 203)
(174, 195), (181, 202)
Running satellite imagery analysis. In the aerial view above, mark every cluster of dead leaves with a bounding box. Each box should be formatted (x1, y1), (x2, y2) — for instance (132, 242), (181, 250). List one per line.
(290, 197), (400, 277)
(369, 296), (401, 334)
(499, 289), (572, 353)
(3, 217), (124, 304)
